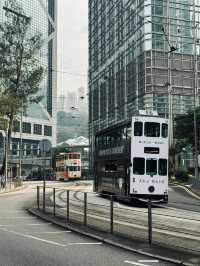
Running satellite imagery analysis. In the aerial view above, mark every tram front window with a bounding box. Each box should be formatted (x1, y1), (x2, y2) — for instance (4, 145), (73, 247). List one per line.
(144, 122), (160, 137)
(133, 158), (145, 175)
(146, 159), (157, 176)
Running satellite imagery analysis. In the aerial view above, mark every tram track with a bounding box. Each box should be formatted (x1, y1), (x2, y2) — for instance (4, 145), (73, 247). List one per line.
(52, 190), (200, 239)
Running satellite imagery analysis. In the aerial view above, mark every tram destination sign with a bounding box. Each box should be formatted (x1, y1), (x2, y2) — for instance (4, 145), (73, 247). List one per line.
(98, 146), (124, 156)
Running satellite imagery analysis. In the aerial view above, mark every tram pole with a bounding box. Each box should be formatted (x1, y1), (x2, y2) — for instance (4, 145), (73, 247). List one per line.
(110, 195), (114, 234)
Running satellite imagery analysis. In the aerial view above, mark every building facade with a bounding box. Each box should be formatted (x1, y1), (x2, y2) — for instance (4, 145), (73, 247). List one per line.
(88, 0), (200, 169)
(0, 0), (57, 177)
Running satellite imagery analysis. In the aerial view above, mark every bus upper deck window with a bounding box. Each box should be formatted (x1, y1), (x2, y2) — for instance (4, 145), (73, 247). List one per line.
(134, 122), (143, 136)
(146, 159), (157, 176)
(133, 158), (145, 175)
(162, 124), (168, 138)
(145, 122), (160, 137)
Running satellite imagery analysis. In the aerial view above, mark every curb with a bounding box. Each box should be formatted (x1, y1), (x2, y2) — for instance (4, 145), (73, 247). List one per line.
(172, 183), (200, 200)
(0, 184), (27, 196)
(27, 208), (193, 266)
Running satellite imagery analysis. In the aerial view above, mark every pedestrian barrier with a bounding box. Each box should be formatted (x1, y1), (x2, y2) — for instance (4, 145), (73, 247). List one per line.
(36, 184), (200, 253)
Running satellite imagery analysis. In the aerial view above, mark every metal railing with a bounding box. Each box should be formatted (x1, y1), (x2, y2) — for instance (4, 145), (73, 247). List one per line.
(36, 185), (200, 253)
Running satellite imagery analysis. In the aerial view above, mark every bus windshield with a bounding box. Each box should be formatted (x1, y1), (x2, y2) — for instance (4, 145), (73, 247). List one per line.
(144, 122), (160, 137)
(146, 159), (157, 176)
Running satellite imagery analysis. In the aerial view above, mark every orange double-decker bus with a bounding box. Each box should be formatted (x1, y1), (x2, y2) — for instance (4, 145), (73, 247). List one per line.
(56, 152), (81, 181)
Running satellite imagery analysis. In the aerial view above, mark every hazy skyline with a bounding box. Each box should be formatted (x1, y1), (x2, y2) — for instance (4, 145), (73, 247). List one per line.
(57, 0), (88, 96)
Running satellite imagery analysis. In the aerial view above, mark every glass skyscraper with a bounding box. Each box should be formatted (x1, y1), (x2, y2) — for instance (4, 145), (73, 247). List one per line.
(88, 0), (200, 168)
(0, 0), (57, 176)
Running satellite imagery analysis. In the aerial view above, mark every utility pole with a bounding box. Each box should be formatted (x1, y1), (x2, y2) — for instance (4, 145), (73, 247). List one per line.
(19, 105), (23, 181)
(193, 0), (199, 179)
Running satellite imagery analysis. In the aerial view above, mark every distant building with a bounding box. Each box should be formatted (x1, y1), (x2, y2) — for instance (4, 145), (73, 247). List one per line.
(88, 0), (200, 170)
(0, 0), (57, 177)
(58, 94), (66, 112)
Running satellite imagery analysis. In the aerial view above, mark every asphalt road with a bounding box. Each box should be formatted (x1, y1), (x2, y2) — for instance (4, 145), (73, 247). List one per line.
(0, 184), (176, 266)
(168, 185), (200, 212)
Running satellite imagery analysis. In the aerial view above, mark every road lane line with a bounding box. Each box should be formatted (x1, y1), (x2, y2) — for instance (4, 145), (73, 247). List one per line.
(39, 231), (71, 234)
(25, 223), (52, 226)
(138, 260), (159, 263)
(124, 261), (149, 266)
(0, 227), (67, 247)
(67, 242), (102, 245)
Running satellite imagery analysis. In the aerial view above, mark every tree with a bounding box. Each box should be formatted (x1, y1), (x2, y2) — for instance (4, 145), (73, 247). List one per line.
(0, 0), (44, 175)
(175, 107), (200, 151)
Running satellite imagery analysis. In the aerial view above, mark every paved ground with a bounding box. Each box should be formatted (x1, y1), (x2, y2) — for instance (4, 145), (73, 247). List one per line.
(0, 183), (177, 266)
(168, 186), (200, 212)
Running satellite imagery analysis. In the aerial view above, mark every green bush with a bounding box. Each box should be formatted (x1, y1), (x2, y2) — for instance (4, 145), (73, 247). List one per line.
(174, 170), (189, 182)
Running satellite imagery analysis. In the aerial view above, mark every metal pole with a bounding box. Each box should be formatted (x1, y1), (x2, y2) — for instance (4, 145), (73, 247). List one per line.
(148, 199), (152, 245)
(84, 192), (87, 226)
(66, 190), (69, 222)
(19, 105), (23, 182)
(5, 131), (8, 187)
(37, 186), (40, 210)
(43, 183), (45, 212)
(53, 188), (56, 215)
(193, 1), (199, 179)
(110, 195), (114, 234)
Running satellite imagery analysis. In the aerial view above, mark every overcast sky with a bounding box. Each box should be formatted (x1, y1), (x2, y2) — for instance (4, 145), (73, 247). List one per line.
(57, 0), (88, 96)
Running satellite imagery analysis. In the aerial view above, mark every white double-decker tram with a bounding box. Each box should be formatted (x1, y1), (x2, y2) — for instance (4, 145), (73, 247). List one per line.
(94, 110), (168, 202)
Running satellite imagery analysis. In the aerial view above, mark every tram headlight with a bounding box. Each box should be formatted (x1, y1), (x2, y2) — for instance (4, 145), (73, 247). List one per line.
(148, 186), (155, 193)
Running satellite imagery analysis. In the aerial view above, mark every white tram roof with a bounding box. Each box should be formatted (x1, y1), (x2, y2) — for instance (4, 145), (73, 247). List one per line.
(135, 110), (158, 117)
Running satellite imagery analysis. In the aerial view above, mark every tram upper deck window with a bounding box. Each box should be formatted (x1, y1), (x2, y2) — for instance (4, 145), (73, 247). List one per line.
(162, 124), (168, 138)
(133, 158), (145, 175)
(144, 122), (160, 137)
(158, 159), (167, 175)
(146, 159), (157, 176)
(134, 122), (143, 136)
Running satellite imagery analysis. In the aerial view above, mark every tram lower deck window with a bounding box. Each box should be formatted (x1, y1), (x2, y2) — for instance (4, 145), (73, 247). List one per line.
(133, 158), (145, 175)
(146, 159), (157, 176)
(159, 159), (167, 175)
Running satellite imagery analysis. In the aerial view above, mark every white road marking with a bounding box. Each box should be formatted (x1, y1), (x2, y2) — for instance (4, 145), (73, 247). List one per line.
(67, 242), (102, 246)
(138, 260), (159, 263)
(0, 227), (67, 247)
(25, 223), (52, 226)
(124, 261), (149, 266)
(0, 217), (34, 219)
(39, 231), (71, 234)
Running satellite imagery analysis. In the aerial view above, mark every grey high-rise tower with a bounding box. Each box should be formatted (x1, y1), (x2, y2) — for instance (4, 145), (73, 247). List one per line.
(0, 0), (57, 176)
(88, 0), (200, 169)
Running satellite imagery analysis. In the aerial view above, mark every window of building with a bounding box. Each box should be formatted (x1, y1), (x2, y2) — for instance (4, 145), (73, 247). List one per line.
(13, 120), (20, 132)
(22, 122), (31, 134)
(34, 124), (42, 135)
(44, 125), (52, 136)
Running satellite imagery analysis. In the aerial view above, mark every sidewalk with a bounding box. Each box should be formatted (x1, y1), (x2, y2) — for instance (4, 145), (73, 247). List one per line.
(28, 207), (200, 266)
(0, 182), (25, 195)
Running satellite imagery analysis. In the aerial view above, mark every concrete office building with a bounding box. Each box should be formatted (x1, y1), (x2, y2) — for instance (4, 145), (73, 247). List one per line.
(0, 0), (57, 176)
(88, 0), (200, 168)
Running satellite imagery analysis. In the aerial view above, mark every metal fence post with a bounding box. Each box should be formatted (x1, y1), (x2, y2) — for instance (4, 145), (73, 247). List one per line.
(148, 199), (152, 245)
(53, 188), (56, 216)
(37, 186), (40, 210)
(66, 190), (69, 222)
(84, 192), (87, 226)
(43, 184), (46, 212)
(110, 195), (114, 234)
